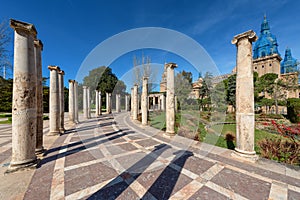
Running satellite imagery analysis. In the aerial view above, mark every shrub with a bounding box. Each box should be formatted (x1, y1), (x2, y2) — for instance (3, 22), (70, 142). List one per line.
(258, 120), (300, 165)
(287, 98), (300, 123)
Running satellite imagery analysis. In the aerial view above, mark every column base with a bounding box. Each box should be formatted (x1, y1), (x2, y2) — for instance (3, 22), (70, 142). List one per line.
(35, 147), (45, 155)
(231, 148), (258, 163)
(47, 131), (60, 136)
(59, 128), (65, 134)
(6, 158), (40, 174)
(164, 131), (175, 138)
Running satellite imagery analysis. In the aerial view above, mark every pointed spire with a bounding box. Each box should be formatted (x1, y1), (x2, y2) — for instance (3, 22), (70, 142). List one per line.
(261, 14), (270, 34)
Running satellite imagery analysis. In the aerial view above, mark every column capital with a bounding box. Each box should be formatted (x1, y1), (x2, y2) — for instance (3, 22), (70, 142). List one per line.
(58, 70), (65, 75)
(143, 76), (149, 81)
(68, 79), (75, 83)
(165, 62), (178, 69)
(34, 39), (43, 50)
(231, 30), (257, 45)
(10, 19), (37, 37)
(134, 83), (138, 87)
(83, 85), (88, 89)
(48, 65), (60, 71)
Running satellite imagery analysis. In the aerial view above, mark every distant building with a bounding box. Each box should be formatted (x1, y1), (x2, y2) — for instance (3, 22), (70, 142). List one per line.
(253, 15), (282, 76)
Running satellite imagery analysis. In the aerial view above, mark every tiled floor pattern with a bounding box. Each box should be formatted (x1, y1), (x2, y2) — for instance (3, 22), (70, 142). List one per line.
(1, 112), (300, 200)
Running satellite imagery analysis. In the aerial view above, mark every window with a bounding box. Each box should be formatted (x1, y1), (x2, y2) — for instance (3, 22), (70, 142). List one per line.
(262, 65), (264, 68)
(269, 63), (272, 66)
(255, 67), (257, 70)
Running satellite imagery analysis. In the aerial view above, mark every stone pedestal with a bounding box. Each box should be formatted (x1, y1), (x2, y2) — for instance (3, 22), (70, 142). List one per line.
(58, 70), (65, 133)
(9, 19), (38, 171)
(125, 95), (130, 111)
(116, 94), (121, 112)
(74, 81), (79, 123)
(34, 39), (44, 154)
(99, 91), (102, 115)
(106, 93), (112, 114)
(48, 66), (60, 136)
(83, 86), (89, 119)
(161, 95), (166, 111)
(141, 77), (148, 125)
(87, 87), (91, 118)
(133, 84), (138, 120)
(175, 95), (178, 112)
(130, 88), (134, 117)
(95, 90), (99, 117)
(166, 63), (177, 135)
(232, 30), (258, 161)
(69, 80), (75, 124)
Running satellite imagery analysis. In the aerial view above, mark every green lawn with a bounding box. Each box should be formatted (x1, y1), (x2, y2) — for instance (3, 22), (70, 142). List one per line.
(149, 111), (284, 154)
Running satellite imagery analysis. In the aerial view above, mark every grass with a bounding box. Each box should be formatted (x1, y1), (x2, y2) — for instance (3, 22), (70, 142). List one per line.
(0, 114), (49, 124)
(209, 124), (284, 154)
(149, 111), (285, 155)
(0, 113), (12, 118)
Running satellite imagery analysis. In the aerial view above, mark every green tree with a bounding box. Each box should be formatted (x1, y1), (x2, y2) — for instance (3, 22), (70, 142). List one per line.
(226, 74), (236, 109)
(182, 70), (192, 84)
(175, 71), (192, 110)
(0, 77), (12, 112)
(199, 72), (213, 110)
(97, 67), (119, 94)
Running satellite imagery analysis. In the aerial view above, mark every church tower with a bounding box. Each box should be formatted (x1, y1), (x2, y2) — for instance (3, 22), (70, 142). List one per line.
(253, 16), (282, 77)
(281, 48), (298, 74)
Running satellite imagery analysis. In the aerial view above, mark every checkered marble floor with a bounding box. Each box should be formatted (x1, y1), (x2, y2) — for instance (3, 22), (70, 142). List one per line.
(1, 112), (300, 200)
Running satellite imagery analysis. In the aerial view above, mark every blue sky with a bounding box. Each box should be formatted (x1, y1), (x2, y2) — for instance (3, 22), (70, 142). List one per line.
(1, 0), (300, 90)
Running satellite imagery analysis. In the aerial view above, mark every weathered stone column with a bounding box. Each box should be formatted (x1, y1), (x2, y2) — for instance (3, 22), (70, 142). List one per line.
(58, 70), (65, 133)
(48, 66), (60, 136)
(161, 94), (166, 111)
(133, 84), (138, 120)
(175, 95), (178, 112)
(232, 30), (258, 161)
(69, 80), (75, 124)
(95, 90), (99, 117)
(99, 91), (102, 115)
(87, 87), (91, 118)
(74, 81), (79, 123)
(130, 88), (134, 117)
(166, 63), (177, 135)
(125, 95), (130, 111)
(116, 94), (121, 112)
(34, 39), (44, 154)
(9, 19), (38, 171)
(141, 77), (148, 125)
(83, 86), (88, 119)
(107, 93), (112, 114)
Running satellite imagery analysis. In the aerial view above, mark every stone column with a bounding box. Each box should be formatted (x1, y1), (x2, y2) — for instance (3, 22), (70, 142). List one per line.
(232, 30), (258, 161)
(87, 87), (91, 118)
(69, 80), (75, 124)
(116, 94), (121, 112)
(74, 81), (79, 123)
(99, 91), (102, 115)
(125, 95), (130, 111)
(34, 39), (44, 154)
(175, 95), (178, 112)
(161, 94), (166, 111)
(130, 88), (134, 117)
(9, 19), (38, 171)
(83, 86), (88, 119)
(48, 66), (60, 136)
(133, 84), (138, 120)
(95, 90), (99, 117)
(107, 93), (112, 114)
(58, 70), (65, 133)
(141, 77), (148, 125)
(166, 63), (177, 135)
